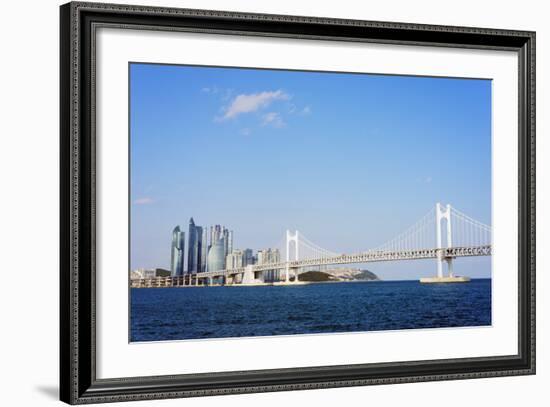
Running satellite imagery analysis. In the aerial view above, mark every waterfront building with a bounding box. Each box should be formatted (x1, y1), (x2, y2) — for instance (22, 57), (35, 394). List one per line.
(256, 248), (280, 265)
(226, 249), (244, 270)
(243, 248), (255, 266)
(209, 226), (214, 246)
(228, 230), (234, 255)
(210, 225), (222, 246)
(222, 227), (229, 259)
(170, 226), (185, 276)
(257, 248), (281, 282)
(187, 218), (204, 274)
(256, 250), (265, 265)
(197, 226), (204, 272)
(201, 228), (208, 272)
(132, 268), (158, 280)
(208, 225), (233, 261)
(207, 237), (225, 272)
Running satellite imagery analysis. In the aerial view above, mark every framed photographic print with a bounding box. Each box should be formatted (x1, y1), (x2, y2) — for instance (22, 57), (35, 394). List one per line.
(60, 1), (536, 404)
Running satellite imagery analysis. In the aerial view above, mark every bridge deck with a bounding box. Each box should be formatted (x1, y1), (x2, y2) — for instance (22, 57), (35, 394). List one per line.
(196, 245), (491, 278)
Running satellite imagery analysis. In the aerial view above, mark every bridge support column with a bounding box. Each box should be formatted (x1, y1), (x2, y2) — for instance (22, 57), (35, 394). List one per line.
(436, 202), (452, 278)
(421, 203), (470, 283)
(286, 230), (299, 284)
(242, 265), (255, 285)
(446, 258), (454, 278)
(437, 254), (444, 278)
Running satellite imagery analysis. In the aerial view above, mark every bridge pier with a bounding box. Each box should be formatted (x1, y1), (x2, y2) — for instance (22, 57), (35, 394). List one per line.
(421, 203), (470, 283)
(447, 258), (454, 278)
(285, 265), (290, 283)
(286, 230), (299, 284)
(437, 253), (444, 278)
(242, 265), (256, 285)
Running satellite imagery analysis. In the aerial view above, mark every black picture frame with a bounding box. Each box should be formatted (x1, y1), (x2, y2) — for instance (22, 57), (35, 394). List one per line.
(60, 2), (536, 404)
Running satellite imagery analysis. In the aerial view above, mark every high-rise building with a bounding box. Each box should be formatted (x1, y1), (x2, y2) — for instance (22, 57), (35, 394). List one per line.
(170, 226), (185, 276)
(256, 248), (280, 265)
(256, 250), (264, 265)
(201, 228), (208, 272)
(207, 237), (225, 272)
(209, 226), (215, 247)
(187, 218), (204, 274)
(257, 248), (281, 282)
(222, 228), (229, 259)
(226, 249), (243, 270)
(211, 225), (221, 245)
(227, 230), (233, 255)
(243, 248), (255, 266)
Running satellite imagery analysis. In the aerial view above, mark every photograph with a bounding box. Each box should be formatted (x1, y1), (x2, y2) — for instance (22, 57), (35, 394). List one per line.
(55, 1), (536, 404)
(129, 63), (493, 342)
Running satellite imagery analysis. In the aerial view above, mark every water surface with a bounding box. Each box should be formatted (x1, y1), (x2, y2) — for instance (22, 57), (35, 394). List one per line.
(130, 279), (491, 342)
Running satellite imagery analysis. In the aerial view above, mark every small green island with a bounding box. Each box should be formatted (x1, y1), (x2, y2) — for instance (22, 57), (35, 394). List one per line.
(293, 269), (380, 283)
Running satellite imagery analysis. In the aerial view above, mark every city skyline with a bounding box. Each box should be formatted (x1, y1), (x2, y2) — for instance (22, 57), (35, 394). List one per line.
(165, 216), (279, 277)
(130, 63), (492, 280)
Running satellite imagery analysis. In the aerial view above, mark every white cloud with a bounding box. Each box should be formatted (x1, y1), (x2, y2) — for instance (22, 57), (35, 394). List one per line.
(222, 90), (289, 120)
(240, 128), (252, 136)
(261, 112), (285, 128)
(134, 197), (155, 205)
(301, 105), (312, 115)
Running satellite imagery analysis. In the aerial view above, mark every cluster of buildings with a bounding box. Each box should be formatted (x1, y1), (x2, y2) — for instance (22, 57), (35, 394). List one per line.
(170, 218), (281, 278)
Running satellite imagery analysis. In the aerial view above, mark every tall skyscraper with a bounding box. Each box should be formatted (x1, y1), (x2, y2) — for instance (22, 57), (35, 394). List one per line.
(211, 225), (221, 245)
(170, 226), (185, 277)
(202, 223), (234, 272)
(209, 225), (215, 247)
(222, 227), (229, 259)
(227, 230), (234, 256)
(201, 228), (208, 272)
(187, 218), (204, 274)
(207, 237), (225, 272)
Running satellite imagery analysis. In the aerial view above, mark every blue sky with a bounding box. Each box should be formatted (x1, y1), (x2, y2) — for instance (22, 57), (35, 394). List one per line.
(130, 63), (492, 280)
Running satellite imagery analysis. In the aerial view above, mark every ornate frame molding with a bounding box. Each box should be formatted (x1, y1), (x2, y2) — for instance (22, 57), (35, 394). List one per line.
(60, 2), (535, 404)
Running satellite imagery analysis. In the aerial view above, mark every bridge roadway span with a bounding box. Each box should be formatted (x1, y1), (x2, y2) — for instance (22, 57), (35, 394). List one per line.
(197, 245), (491, 278)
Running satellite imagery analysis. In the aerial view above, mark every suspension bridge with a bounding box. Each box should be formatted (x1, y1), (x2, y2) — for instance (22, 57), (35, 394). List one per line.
(131, 202), (492, 288)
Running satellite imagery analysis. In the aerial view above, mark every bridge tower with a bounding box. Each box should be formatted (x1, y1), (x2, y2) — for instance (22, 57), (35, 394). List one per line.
(286, 230), (299, 283)
(436, 202), (453, 278)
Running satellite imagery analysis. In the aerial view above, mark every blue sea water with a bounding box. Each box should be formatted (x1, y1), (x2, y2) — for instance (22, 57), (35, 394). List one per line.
(130, 279), (491, 342)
